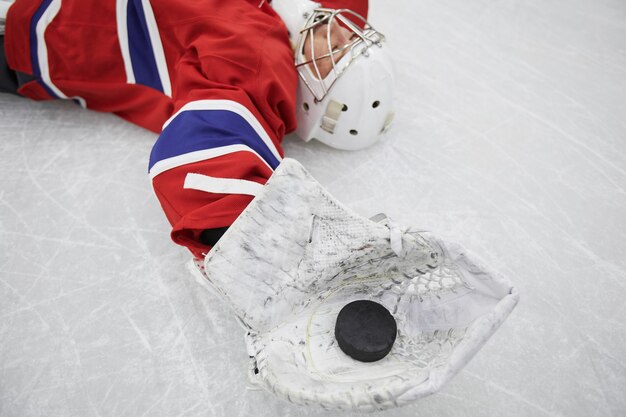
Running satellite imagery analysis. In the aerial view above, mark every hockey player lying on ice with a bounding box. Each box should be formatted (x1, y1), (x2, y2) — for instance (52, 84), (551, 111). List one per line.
(0, 0), (393, 258)
(0, 0), (518, 411)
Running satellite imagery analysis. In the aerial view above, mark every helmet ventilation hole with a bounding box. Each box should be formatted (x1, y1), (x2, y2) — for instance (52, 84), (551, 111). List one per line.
(342, 104), (348, 112)
(372, 100), (380, 108)
(350, 129), (358, 135)
(303, 102), (309, 111)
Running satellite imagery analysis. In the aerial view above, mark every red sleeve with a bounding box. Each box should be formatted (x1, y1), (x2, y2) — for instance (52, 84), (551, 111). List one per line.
(152, 150), (274, 259)
(150, 30), (295, 259)
(318, 0), (368, 19)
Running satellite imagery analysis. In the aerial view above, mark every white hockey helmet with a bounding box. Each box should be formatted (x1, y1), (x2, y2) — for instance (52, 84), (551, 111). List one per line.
(293, 9), (394, 150)
(271, 0), (395, 150)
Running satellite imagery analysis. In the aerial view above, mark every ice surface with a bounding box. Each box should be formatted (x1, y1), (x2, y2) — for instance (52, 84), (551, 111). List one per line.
(1, 0), (625, 416)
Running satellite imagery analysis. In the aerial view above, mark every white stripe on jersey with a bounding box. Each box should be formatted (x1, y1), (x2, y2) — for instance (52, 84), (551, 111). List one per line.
(184, 173), (264, 197)
(116, 0), (136, 84)
(36, 0), (86, 107)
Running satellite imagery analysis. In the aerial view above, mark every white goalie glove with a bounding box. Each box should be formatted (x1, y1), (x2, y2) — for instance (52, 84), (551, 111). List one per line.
(191, 159), (519, 411)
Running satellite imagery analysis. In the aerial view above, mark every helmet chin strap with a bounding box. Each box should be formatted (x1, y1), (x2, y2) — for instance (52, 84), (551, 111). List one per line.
(320, 100), (343, 134)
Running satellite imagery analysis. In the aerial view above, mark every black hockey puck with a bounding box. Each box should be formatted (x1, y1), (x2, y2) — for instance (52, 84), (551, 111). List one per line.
(334, 300), (397, 362)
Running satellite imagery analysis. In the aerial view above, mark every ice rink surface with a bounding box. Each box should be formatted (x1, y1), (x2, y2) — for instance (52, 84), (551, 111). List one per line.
(1, 0), (625, 416)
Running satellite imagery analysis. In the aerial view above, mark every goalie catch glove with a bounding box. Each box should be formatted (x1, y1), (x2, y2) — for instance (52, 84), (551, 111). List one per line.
(191, 159), (519, 411)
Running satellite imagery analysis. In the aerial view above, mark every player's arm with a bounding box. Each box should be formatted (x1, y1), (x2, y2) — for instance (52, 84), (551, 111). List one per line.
(149, 58), (285, 259)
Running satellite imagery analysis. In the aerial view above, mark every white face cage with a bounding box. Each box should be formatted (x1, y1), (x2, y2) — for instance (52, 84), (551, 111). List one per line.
(294, 8), (386, 102)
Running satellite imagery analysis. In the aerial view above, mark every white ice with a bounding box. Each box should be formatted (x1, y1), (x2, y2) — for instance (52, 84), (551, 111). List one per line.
(1, 0), (625, 416)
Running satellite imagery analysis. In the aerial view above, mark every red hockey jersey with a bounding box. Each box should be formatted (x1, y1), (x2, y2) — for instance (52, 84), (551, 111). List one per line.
(5, 0), (368, 258)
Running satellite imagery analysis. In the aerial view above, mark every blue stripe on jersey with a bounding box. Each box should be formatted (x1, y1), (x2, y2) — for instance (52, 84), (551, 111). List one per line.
(29, 0), (59, 99)
(126, 0), (164, 93)
(149, 109), (281, 172)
